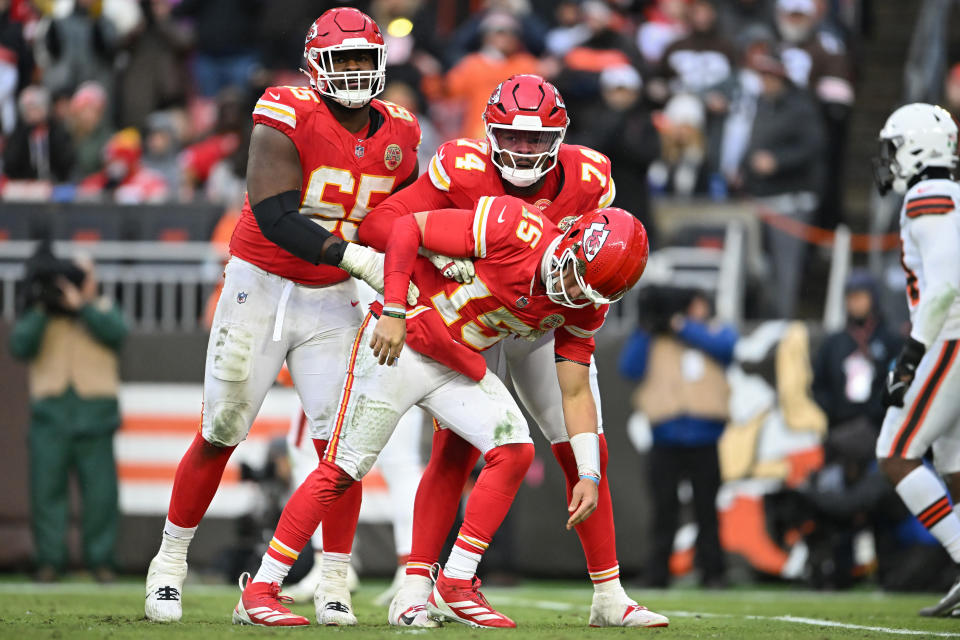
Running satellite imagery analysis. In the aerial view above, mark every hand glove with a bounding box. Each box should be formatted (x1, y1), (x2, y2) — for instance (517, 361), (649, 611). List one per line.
(882, 337), (926, 409)
(425, 250), (475, 284)
(339, 242), (419, 306)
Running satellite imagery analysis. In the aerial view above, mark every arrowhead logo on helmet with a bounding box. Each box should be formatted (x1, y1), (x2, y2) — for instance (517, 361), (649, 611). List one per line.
(582, 222), (610, 262)
(543, 208), (649, 309)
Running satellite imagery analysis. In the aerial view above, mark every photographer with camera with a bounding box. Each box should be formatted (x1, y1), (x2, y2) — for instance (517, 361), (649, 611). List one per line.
(619, 286), (738, 588)
(9, 243), (127, 582)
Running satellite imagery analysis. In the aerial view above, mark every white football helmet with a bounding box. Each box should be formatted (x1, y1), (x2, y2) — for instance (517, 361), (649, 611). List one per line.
(874, 103), (958, 195)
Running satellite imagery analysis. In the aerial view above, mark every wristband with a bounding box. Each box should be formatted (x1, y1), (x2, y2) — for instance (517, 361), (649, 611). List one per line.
(569, 432), (601, 481)
(381, 305), (407, 319)
(579, 473), (600, 486)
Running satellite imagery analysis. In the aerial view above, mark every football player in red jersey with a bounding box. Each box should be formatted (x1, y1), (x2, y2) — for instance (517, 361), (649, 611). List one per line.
(360, 74), (665, 628)
(232, 197), (663, 628)
(144, 8), (421, 627)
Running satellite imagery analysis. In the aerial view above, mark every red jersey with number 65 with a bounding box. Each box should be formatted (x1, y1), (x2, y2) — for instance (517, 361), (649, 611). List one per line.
(229, 86), (421, 285)
(375, 195), (609, 381)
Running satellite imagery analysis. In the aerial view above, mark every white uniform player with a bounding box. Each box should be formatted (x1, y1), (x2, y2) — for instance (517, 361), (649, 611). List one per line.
(873, 103), (960, 617)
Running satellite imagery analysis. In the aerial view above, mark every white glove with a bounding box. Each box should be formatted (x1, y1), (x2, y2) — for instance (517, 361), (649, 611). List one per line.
(339, 242), (419, 306)
(425, 250), (475, 284)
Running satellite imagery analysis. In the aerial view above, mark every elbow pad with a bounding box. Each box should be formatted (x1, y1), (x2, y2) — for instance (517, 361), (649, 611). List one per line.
(252, 190), (344, 265)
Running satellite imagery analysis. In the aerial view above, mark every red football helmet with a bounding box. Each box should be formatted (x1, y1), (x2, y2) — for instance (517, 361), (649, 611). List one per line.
(543, 208), (649, 308)
(483, 74), (569, 187)
(303, 8), (386, 108)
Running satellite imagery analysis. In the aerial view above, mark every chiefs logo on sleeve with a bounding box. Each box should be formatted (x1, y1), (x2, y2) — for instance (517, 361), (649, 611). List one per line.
(582, 222), (610, 262)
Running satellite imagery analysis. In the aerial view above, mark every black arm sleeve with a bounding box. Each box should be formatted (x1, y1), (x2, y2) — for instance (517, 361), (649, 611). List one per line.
(251, 190), (345, 266)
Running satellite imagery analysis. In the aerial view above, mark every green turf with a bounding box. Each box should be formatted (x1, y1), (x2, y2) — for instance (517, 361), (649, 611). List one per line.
(1, 578), (960, 638)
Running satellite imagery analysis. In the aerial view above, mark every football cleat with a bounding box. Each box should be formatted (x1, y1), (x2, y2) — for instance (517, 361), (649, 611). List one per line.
(315, 590), (357, 626)
(282, 554), (359, 602)
(232, 572), (309, 627)
(388, 574), (440, 628)
(589, 592), (669, 628)
(427, 568), (515, 628)
(144, 552), (187, 622)
(920, 575), (960, 617)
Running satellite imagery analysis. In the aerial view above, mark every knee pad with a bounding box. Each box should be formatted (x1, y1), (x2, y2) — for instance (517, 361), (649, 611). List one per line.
(206, 401), (253, 446)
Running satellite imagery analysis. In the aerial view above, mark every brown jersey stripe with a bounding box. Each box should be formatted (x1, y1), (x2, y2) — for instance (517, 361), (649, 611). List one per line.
(907, 196), (954, 206)
(889, 340), (959, 458)
(920, 501), (953, 529)
(906, 206), (954, 218)
(919, 496), (951, 524)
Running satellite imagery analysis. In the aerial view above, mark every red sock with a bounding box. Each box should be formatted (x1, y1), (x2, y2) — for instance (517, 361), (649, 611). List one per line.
(407, 428), (481, 578)
(454, 443), (534, 554)
(269, 459), (356, 560)
(551, 435), (619, 583)
(311, 439), (362, 553)
(168, 432), (236, 528)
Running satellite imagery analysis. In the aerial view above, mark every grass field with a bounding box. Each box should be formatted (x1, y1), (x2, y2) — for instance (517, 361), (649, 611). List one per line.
(2, 578), (960, 639)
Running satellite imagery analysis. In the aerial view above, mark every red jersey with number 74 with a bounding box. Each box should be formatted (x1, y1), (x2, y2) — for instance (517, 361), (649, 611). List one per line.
(229, 86), (421, 285)
(375, 195), (609, 381)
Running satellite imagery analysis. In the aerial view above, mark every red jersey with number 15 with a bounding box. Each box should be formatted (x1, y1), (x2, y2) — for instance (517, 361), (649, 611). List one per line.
(374, 195), (609, 381)
(230, 86), (421, 285)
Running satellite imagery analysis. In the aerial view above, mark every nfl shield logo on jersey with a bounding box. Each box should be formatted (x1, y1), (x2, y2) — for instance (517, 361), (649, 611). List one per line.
(237, 291), (248, 304)
(583, 222), (610, 262)
(515, 296), (529, 308)
(384, 143), (403, 170)
(355, 144), (365, 158)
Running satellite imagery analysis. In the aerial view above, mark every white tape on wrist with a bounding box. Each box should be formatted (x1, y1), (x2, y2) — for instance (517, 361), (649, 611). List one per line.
(569, 432), (600, 482)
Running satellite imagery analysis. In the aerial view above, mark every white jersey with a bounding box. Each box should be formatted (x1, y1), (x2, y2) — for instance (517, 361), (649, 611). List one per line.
(899, 179), (960, 345)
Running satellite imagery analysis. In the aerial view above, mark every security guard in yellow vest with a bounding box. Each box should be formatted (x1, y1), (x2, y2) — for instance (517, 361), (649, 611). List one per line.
(619, 287), (737, 588)
(9, 252), (126, 581)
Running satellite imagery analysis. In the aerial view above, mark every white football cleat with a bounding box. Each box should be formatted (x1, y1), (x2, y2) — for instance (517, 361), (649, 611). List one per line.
(589, 592), (669, 628)
(920, 575), (960, 617)
(315, 588), (357, 626)
(232, 572), (309, 627)
(283, 553), (359, 601)
(388, 573), (440, 628)
(374, 565), (406, 607)
(144, 552), (187, 622)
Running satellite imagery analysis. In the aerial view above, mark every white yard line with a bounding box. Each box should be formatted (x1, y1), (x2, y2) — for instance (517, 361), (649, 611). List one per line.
(499, 597), (960, 638)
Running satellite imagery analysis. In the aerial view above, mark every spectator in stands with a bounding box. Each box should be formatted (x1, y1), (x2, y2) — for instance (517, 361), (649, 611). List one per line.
(67, 81), (113, 181)
(37, 0), (120, 103)
(649, 92), (707, 197)
(636, 0), (689, 68)
(716, 0), (774, 44)
(554, 0), (641, 127)
(116, 0), (192, 131)
(620, 286), (737, 589)
(813, 269), (901, 432)
(141, 110), (184, 200)
(179, 86), (248, 200)
(173, 0), (262, 97)
(445, 0), (548, 67)
(571, 65), (661, 245)
(445, 10), (539, 140)
(2, 84), (74, 182)
(544, 0), (590, 58)
(652, 0), (737, 193)
(774, 0), (854, 230)
(9, 246), (127, 582)
(738, 51), (824, 318)
(76, 127), (169, 203)
(0, 0), (35, 134)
